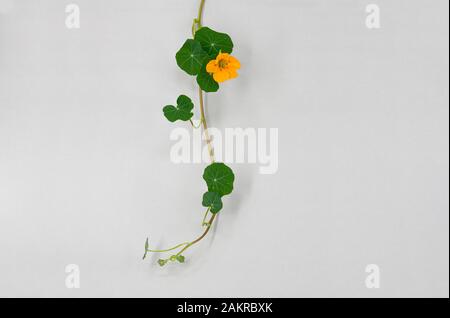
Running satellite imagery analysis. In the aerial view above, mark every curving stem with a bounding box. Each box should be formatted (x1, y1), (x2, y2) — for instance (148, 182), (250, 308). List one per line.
(144, 0), (218, 262)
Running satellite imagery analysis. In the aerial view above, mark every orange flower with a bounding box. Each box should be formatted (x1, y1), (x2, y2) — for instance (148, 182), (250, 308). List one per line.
(206, 52), (241, 83)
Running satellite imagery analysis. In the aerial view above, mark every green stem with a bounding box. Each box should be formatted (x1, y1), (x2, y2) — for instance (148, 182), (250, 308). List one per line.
(189, 119), (202, 129)
(193, 0), (214, 163)
(192, 0), (206, 36)
(197, 0), (206, 26)
(180, 0), (217, 255)
(198, 87), (215, 162)
(202, 207), (211, 225)
(176, 214), (216, 256)
(146, 242), (190, 254)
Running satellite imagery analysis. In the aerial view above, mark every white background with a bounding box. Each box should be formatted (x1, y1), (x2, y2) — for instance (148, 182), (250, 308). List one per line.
(0, 0), (448, 297)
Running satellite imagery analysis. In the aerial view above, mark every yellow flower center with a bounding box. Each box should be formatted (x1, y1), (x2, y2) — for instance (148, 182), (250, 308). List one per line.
(218, 59), (229, 69)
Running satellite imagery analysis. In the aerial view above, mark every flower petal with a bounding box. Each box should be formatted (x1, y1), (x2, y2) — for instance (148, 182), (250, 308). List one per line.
(228, 70), (239, 79)
(216, 52), (230, 61)
(206, 60), (219, 73)
(213, 70), (230, 83)
(228, 56), (241, 69)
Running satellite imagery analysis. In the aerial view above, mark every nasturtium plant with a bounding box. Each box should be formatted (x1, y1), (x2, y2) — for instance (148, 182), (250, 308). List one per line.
(194, 27), (234, 58)
(202, 191), (223, 214)
(206, 53), (241, 83)
(163, 95), (194, 122)
(175, 39), (209, 76)
(197, 64), (219, 92)
(203, 163), (235, 196)
(143, 0), (241, 266)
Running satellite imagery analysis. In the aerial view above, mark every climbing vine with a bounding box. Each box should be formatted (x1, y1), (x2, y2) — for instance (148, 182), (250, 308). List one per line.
(143, 0), (240, 266)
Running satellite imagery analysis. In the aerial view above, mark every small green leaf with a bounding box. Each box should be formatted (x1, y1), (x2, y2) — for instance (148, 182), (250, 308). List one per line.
(175, 39), (209, 76)
(197, 64), (219, 93)
(176, 255), (185, 263)
(203, 163), (235, 196)
(202, 191), (223, 213)
(194, 27), (234, 59)
(163, 95), (194, 122)
(157, 259), (167, 267)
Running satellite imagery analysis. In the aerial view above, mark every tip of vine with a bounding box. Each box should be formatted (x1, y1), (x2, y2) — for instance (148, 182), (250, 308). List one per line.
(142, 238), (149, 260)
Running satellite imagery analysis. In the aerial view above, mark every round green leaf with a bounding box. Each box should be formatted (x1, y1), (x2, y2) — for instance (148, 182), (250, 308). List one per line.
(175, 39), (209, 76)
(202, 191), (223, 213)
(194, 27), (234, 59)
(163, 95), (194, 122)
(197, 64), (219, 93)
(203, 163), (235, 196)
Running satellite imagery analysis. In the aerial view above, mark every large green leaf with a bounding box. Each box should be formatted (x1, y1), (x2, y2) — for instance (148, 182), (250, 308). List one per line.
(175, 39), (209, 75)
(203, 163), (235, 196)
(163, 95), (194, 122)
(202, 192), (223, 213)
(197, 64), (219, 93)
(194, 27), (233, 59)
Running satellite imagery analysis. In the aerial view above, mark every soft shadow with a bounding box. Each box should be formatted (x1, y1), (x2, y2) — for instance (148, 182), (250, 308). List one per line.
(226, 166), (253, 215)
